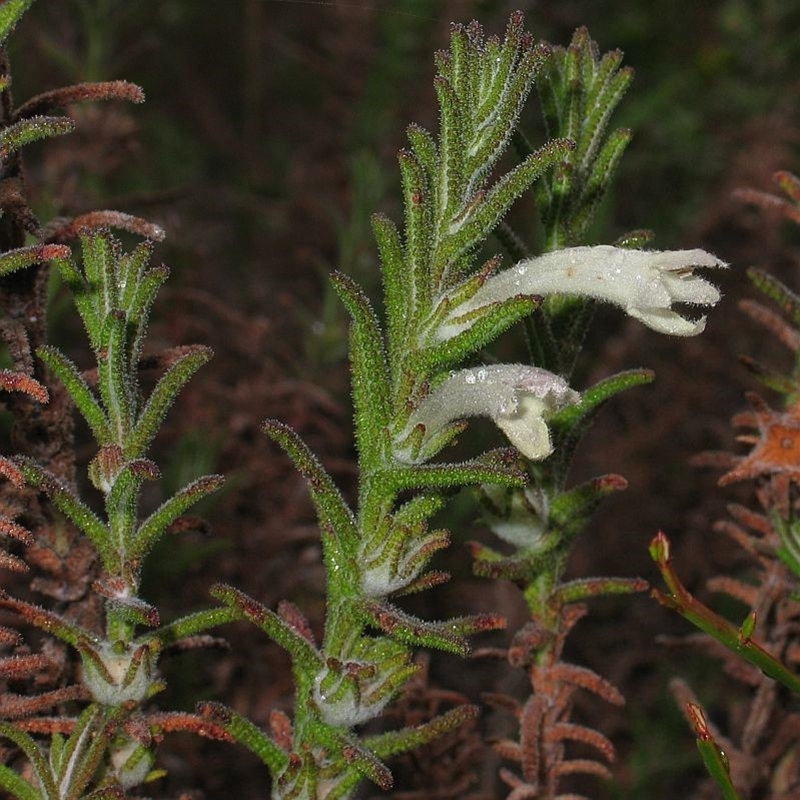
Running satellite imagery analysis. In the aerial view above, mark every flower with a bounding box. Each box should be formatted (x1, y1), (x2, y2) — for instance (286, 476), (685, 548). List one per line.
(439, 245), (726, 339)
(396, 364), (580, 462)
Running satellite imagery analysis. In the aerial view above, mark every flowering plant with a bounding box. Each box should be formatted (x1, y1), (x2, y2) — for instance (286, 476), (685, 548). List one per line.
(0, 5), (742, 800)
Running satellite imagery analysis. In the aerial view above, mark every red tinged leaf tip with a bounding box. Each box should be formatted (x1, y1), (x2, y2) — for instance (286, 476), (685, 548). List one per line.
(649, 531), (671, 564)
(687, 702), (711, 739)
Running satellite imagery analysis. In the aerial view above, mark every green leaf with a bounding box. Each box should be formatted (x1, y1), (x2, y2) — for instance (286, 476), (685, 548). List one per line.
(52, 254), (101, 349)
(0, 763), (41, 800)
(127, 264), (169, 365)
(739, 354), (798, 397)
(0, 115), (74, 161)
(534, 27), (633, 248)
(411, 294), (540, 375)
(0, 243), (70, 277)
(549, 473), (628, 541)
(133, 474), (223, 559)
(470, 541), (557, 582)
(441, 137), (573, 278)
(696, 737), (741, 800)
(556, 576), (649, 605)
(106, 458), (160, 553)
(210, 583), (322, 671)
(308, 721), (393, 792)
(398, 147), (433, 310)
(360, 598), (504, 656)
(262, 420), (358, 558)
(57, 705), (109, 800)
(0, 0), (35, 48)
(0, 724), (54, 800)
(367, 704), (480, 759)
(372, 212), (407, 364)
(197, 702), (289, 774)
(553, 368), (655, 429)
(151, 605), (241, 647)
(405, 123), (437, 178)
(434, 75), (466, 224)
(97, 310), (135, 442)
(129, 346), (213, 458)
(330, 271), (391, 471)
(385, 448), (527, 494)
(79, 231), (117, 317)
(0, 589), (90, 648)
(14, 457), (111, 565)
(38, 345), (111, 444)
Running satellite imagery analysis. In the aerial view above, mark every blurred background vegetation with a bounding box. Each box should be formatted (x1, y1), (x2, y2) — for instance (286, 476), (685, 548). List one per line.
(7, 1), (800, 797)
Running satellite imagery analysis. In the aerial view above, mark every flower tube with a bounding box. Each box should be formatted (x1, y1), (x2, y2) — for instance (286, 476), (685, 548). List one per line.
(397, 364), (580, 462)
(439, 245), (726, 339)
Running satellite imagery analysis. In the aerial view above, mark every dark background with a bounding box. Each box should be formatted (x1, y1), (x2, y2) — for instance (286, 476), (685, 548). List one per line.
(8, 1), (800, 797)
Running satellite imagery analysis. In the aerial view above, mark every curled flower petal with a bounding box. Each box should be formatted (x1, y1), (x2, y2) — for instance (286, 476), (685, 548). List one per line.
(397, 364), (580, 462)
(440, 245), (726, 339)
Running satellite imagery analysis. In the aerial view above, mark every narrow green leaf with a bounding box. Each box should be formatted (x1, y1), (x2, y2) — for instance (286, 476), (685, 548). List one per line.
(0, 115), (74, 161)
(106, 458), (160, 554)
(696, 738), (741, 800)
(210, 583), (321, 671)
(129, 346), (213, 457)
(262, 420), (358, 557)
(58, 705), (108, 800)
(359, 598), (503, 656)
(367, 704), (480, 759)
(434, 75), (465, 223)
(392, 493), (446, 527)
(372, 212), (407, 363)
(117, 240), (154, 309)
(739, 355), (799, 396)
(405, 123), (437, 179)
(37, 345), (111, 444)
(469, 41), (550, 181)
(0, 723), (57, 800)
(133, 474), (223, 558)
(151, 606), (241, 647)
(553, 368), (655, 428)
(0, 763), (40, 800)
(126, 265), (169, 366)
(97, 310), (135, 443)
(0, 589), (90, 648)
(101, 591), (159, 629)
(79, 232), (117, 316)
(308, 721), (393, 791)
(411, 294), (540, 375)
(444, 138), (573, 272)
(686, 703), (741, 800)
(386, 448), (526, 494)
(48, 732), (65, 777)
(549, 474), (628, 538)
(573, 126), (632, 235)
(52, 255), (101, 348)
(330, 271), (391, 471)
(0, 243), (70, 277)
(0, 0), (34, 47)
(14, 458), (112, 564)
(398, 148), (432, 310)
(197, 701), (289, 774)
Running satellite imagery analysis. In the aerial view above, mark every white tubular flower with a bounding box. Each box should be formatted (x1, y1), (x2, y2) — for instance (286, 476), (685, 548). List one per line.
(398, 364), (580, 462)
(440, 245), (726, 338)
